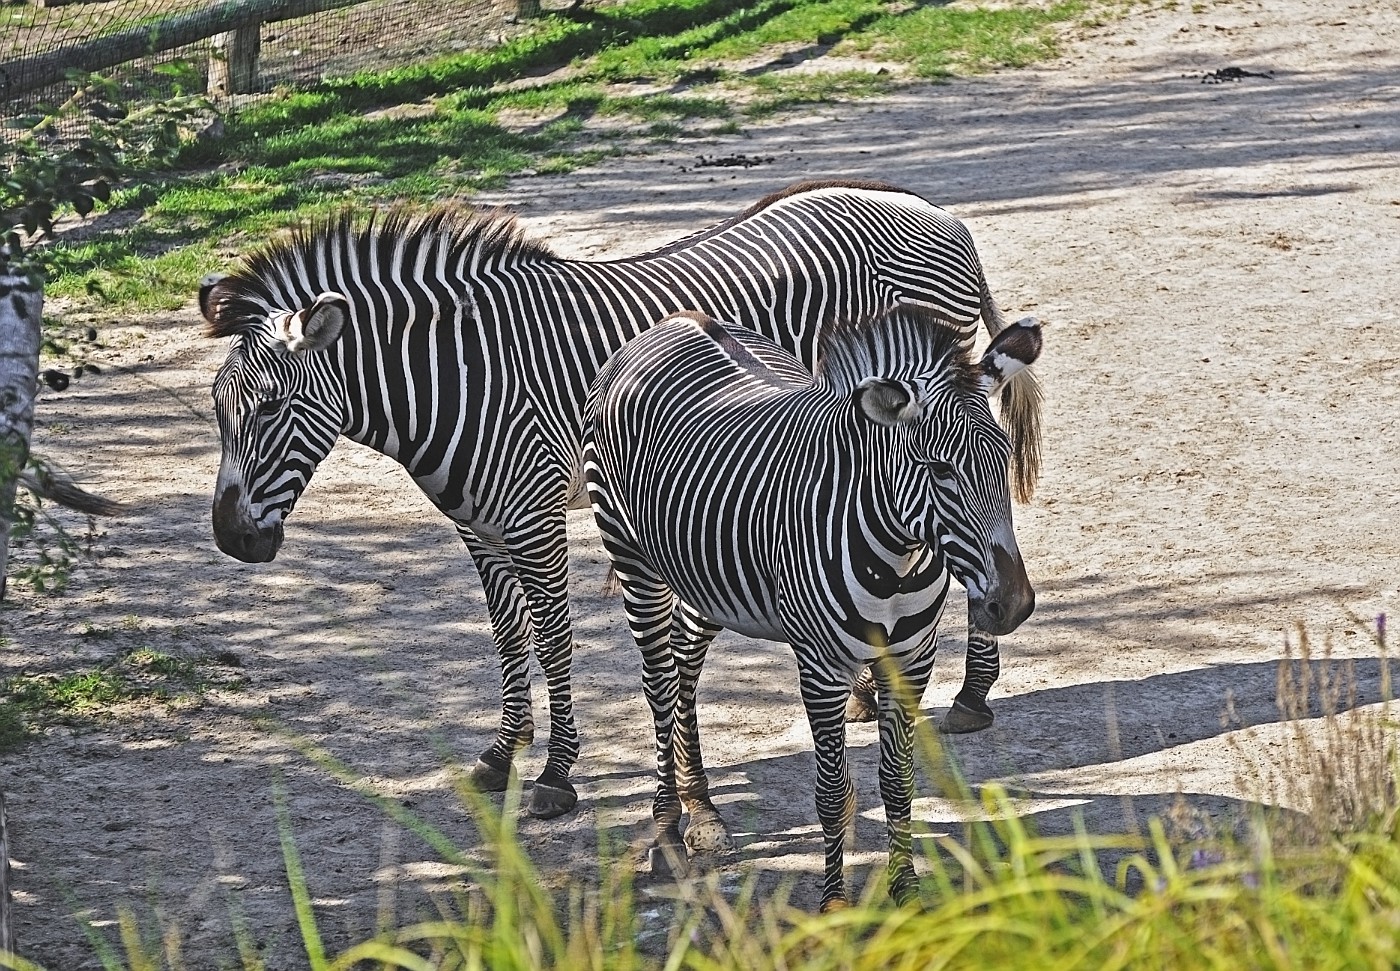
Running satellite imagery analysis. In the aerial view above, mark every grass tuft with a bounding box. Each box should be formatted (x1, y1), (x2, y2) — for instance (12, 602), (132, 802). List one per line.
(0, 647), (246, 738)
(1231, 619), (1397, 843)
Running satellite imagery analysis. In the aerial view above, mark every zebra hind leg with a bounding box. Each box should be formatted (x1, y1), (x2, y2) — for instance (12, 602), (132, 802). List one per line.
(461, 533), (538, 792)
(670, 602), (733, 856)
(626, 573), (688, 878)
(586, 459), (688, 877)
(941, 619), (999, 735)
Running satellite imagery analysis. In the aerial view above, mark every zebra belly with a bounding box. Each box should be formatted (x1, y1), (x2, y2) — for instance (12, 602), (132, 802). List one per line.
(677, 591), (789, 643)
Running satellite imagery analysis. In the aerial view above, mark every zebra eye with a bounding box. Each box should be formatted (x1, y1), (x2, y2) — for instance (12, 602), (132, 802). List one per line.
(255, 397), (283, 417)
(927, 460), (957, 480)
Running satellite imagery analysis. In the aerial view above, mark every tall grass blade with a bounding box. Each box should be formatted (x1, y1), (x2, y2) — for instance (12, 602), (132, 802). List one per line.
(274, 783), (328, 971)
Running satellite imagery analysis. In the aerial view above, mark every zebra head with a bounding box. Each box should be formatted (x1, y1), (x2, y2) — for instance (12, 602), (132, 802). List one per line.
(854, 313), (1042, 636)
(201, 275), (350, 563)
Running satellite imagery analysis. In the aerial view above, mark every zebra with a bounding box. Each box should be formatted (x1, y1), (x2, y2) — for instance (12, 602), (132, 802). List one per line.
(582, 306), (1041, 910)
(200, 179), (1041, 820)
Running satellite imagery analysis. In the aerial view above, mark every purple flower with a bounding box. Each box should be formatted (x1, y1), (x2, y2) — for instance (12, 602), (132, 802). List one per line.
(1188, 849), (1224, 870)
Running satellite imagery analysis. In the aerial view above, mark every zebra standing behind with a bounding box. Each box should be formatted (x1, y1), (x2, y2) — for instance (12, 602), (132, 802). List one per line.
(201, 180), (1041, 820)
(583, 306), (1041, 910)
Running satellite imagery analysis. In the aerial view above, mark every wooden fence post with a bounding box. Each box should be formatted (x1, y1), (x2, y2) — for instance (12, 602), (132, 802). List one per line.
(209, 24), (262, 96)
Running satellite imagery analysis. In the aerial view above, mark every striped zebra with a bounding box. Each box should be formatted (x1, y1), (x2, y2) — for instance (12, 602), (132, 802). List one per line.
(582, 306), (1041, 909)
(200, 180), (1041, 820)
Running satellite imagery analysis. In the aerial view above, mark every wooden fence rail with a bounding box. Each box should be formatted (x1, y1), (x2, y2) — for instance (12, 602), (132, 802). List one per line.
(0, 0), (367, 100)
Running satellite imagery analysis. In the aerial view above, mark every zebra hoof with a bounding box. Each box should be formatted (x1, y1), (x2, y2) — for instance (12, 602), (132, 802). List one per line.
(890, 875), (922, 909)
(844, 694), (878, 724)
(527, 781), (578, 819)
(683, 813), (734, 854)
(648, 841), (690, 879)
(470, 758), (513, 792)
(845, 688), (878, 723)
(819, 896), (850, 915)
(940, 700), (994, 735)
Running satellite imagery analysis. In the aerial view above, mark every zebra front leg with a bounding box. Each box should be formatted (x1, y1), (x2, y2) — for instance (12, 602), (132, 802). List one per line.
(670, 602), (732, 855)
(855, 623), (998, 733)
(506, 512), (581, 819)
(941, 619), (998, 735)
(798, 661), (857, 912)
(461, 531), (536, 792)
(874, 656), (936, 907)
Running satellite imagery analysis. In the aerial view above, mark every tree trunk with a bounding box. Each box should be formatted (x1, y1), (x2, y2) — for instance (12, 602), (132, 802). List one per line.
(0, 240), (42, 605)
(0, 239), (36, 956)
(0, 792), (11, 956)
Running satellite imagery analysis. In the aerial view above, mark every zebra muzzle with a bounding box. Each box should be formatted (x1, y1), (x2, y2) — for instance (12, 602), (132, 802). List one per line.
(212, 485), (285, 563)
(968, 544), (1035, 636)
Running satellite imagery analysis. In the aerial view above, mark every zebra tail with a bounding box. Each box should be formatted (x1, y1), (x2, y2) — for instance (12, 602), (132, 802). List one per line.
(601, 564), (621, 597)
(18, 468), (127, 517)
(980, 282), (1043, 504)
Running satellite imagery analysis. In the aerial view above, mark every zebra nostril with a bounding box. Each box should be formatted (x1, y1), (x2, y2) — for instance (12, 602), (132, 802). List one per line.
(985, 600), (1005, 623)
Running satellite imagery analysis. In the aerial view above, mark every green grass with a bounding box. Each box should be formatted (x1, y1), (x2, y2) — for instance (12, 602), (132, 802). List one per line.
(744, 69), (896, 117)
(856, 2), (1085, 78)
(0, 647), (246, 736)
(0, 701), (29, 752)
(31, 762), (1400, 971)
(25, 0), (1099, 312)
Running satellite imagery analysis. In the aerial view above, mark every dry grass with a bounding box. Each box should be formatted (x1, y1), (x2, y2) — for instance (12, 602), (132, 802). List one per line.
(1232, 619), (1396, 840)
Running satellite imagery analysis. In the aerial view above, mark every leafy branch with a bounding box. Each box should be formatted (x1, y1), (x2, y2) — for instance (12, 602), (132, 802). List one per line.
(1, 64), (210, 244)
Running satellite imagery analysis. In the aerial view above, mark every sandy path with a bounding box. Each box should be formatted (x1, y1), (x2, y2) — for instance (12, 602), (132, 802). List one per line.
(3, 0), (1398, 964)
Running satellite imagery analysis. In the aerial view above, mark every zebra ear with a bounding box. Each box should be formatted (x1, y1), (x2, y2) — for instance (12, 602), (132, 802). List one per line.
(284, 292), (349, 353)
(854, 377), (923, 426)
(978, 316), (1042, 397)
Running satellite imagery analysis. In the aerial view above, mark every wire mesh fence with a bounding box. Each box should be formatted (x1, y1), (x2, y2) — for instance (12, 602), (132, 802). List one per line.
(1, 0), (513, 141)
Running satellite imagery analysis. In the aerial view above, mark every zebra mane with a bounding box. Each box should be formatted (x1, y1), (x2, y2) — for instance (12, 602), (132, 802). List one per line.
(204, 204), (554, 337)
(813, 305), (978, 397)
(642, 179), (925, 258)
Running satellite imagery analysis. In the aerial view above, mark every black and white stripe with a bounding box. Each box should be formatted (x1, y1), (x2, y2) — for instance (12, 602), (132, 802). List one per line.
(582, 306), (1041, 909)
(200, 180), (1042, 819)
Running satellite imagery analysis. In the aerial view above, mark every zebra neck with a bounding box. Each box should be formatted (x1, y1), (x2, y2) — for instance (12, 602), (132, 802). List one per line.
(857, 423), (924, 554)
(333, 322), (407, 461)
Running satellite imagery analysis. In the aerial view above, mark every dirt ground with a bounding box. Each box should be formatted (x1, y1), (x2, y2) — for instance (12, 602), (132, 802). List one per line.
(4, 0), (1399, 964)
